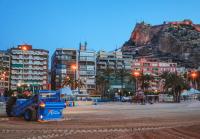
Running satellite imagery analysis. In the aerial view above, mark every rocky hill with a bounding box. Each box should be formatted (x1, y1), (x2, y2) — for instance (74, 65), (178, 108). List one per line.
(122, 19), (200, 68)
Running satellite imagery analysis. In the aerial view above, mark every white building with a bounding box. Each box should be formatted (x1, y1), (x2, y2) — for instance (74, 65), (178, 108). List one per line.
(78, 43), (96, 95)
(10, 45), (49, 90)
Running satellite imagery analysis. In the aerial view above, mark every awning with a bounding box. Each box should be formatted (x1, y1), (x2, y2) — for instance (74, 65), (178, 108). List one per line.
(181, 88), (200, 96)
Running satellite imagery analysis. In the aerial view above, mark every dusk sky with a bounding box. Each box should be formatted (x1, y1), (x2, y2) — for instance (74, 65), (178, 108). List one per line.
(0, 0), (200, 57)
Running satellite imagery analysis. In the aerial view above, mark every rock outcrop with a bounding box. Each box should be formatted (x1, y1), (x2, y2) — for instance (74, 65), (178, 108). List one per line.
(122, 20), (200, 68)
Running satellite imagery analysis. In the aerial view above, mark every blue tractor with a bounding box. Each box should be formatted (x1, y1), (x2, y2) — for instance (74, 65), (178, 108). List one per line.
(6, 90), (66, 121)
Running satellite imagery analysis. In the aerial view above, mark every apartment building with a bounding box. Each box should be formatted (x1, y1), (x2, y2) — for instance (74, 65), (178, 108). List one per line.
(51, 48), (77, 90)
(96, 50), (133, 96)
(97, 50), (132, 71)
(10, 45), (48, 90)
(132, 58), (177, 91)
(0, 50), (10, 93)
(78, 43), (96, 95)
(132, 58), (177, 76)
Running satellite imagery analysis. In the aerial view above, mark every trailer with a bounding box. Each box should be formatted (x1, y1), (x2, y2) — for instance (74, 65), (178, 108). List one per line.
(6, 90), (66, 121)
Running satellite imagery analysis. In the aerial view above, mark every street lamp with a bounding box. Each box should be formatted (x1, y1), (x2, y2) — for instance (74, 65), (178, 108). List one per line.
(132, 71), (141, 94)
(71, 64), (77, 89)
(190, 71), (198, 89)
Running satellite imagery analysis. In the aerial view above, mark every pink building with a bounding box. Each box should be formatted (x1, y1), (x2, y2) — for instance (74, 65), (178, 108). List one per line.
(132, 58), (177, 76)
(132, 58), (177, 92)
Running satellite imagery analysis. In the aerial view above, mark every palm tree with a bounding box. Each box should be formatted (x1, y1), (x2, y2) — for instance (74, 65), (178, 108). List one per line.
(139, 74), (154, 91)
(128, 73), (136, 93)
(160, 72), (189, 103)
(61, 76), (74, 88)
(74, 79), (85, 89)
(116, 68), (130, 100)
(62, 76), (85, 91)
(96, 72), (107, 96)
(96, 67), (113, 98)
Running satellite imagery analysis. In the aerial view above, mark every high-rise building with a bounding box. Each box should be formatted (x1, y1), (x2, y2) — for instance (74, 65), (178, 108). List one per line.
(96, 50), (133, 96)
(10, 45), (48, 90)
(97, 50), (132, 71)
(51, 48), (77, 90)
(78, 43), (96, 95)
(0, 50), (10, 93)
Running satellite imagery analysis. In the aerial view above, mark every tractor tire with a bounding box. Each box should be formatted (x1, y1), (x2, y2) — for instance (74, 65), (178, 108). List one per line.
(24, 108), (37, 121)
(6, 97), (17, 117)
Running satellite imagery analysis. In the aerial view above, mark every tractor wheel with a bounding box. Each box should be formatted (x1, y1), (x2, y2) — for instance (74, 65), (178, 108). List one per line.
(6, 97), (17, 117)
(24, 109), (32, 121)
(24, 108), (37, 121)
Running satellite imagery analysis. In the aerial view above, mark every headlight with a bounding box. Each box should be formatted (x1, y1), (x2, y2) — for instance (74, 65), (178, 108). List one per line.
(40, 115), (43, 119)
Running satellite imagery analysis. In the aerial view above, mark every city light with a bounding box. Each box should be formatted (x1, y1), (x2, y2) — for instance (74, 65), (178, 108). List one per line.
(133, 71), (140, 77)
(66, 76), (70, 79)
(191, 72), (197, 79)
(71, 65), (77, 70)
(17, 83), (21, 87)
(20, 45), (28, 51)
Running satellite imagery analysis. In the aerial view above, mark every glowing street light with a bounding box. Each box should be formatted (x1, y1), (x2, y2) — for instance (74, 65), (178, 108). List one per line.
(133, 71), (140, 78)
(132, 71), (141, 94)
(71, 65), (77, 70)
(191, 72), (197, 79)
(190, 71), (198, 89)
(17, 83), (21, 87)
(71, 64), (77, 89)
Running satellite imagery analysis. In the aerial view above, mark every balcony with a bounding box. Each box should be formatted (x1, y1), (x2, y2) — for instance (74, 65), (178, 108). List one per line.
(79, 57), (95, 62)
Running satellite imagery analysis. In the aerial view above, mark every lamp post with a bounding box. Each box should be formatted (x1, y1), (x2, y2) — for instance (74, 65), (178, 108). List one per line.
(71, 64), (77, 89)
(133, 71), (140, 95)
(191, 71), (197, 89)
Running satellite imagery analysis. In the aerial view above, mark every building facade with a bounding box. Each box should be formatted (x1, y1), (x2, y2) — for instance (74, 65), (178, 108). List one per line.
(78, 43), (96, 95)
(97, 50), (132, 71)
(10, 45), (48, 90)
(0, 50), (10, 93)
(132, 58), (177, 76)
(96, 50), (133, 96)
(132, 58), (177, 91)
(51, 48), (77, 90)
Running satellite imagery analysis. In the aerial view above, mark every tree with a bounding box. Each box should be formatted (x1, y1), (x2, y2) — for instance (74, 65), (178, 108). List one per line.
(96, 72), (107, 97)
(96, 67), (113, 97)
(160, 72), (189, 103)
(62, 76), (85, 90)
(115, 68), (130, 100)
(139, 74), (154, 91)
(62, 76), (74, 88)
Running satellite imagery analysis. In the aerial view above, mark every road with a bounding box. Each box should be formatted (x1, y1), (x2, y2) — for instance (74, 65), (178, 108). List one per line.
(0, 101), (200, 139)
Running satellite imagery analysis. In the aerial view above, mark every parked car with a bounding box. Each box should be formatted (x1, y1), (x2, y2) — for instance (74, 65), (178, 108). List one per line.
(121, 96), (132, 102)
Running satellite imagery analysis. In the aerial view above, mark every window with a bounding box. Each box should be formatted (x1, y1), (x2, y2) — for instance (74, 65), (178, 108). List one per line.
(143, 63), (150, 66)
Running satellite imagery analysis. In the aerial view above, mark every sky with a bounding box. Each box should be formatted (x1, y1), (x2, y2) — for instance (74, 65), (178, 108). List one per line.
(0, 0), (200, 58)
